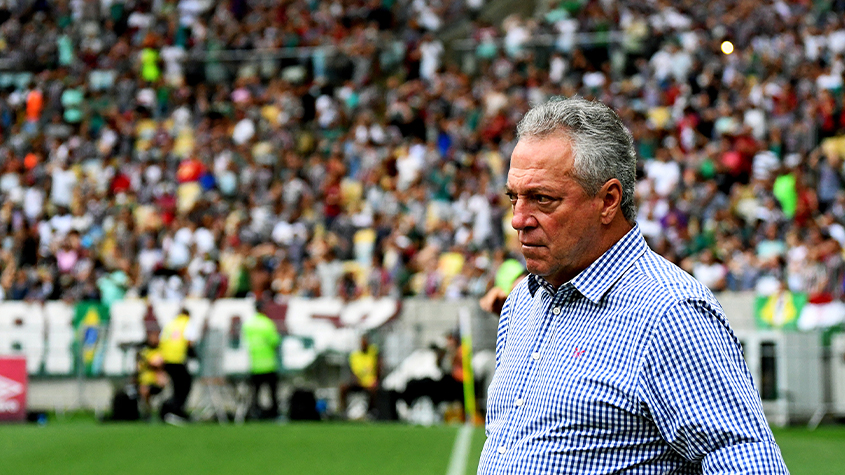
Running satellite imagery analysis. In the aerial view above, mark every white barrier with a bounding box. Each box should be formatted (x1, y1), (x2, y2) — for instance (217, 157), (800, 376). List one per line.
(0, 297), (400, 377)
(43, 302), (74, 375)
(9, 293), (840, 423)
(0, 302), (45, 374)
(2, 290), (832, 428)
(831, 334), (845, 417)
(102, 300), (148, 376)
(734, 330), (824, 426)
(205, 299), (252, 374)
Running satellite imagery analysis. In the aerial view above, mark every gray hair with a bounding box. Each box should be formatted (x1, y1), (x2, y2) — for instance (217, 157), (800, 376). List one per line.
(516, 97), (638, 224)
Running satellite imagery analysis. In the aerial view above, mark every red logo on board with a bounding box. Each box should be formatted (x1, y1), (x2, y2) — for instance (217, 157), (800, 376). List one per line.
(0, 357), (27, 422)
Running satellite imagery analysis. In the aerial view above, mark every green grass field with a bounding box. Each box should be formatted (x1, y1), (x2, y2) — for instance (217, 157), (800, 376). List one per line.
(1, 416), (843, 474)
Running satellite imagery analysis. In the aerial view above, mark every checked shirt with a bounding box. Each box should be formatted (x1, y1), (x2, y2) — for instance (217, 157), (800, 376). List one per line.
(478, 226), (789, 474)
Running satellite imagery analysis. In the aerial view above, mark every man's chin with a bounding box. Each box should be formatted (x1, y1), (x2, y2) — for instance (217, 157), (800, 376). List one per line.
(523, 261), (548, 278)
(522, 247), (549, 263)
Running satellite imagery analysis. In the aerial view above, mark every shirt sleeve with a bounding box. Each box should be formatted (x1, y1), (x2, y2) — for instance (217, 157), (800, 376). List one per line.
(637, 298), (789, 474)
(267, 323), (281, 347)
(260, 316), (281, 347)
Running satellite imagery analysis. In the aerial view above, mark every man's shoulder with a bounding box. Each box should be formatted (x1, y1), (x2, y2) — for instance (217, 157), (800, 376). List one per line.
(245, 313), (275, 330)
(608, 250), (731, 353)
(623, 248), (718, 306)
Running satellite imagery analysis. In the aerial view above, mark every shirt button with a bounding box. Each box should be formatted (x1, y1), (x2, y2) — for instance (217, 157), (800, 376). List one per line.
(515, 398), (524, 407)
(531, 351), (540, 360)
(497, 446), (506, 454)
(552, 307), (561, 315)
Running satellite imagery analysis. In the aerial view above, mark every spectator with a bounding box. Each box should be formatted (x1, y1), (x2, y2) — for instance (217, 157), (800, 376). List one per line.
(0, 0), (841, 311)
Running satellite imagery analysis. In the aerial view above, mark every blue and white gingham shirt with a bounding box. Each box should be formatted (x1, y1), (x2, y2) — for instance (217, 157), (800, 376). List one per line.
(479, 226), (788, 474)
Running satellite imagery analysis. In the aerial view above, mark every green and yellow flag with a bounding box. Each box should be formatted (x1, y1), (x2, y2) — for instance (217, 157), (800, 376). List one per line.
(73, 302), (110, 376)
(754, 291), (807, 331)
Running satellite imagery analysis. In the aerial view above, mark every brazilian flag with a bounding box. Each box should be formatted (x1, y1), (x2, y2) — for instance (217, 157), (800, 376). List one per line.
(73, 302), (110, 376)
(754, 291), (808, 331)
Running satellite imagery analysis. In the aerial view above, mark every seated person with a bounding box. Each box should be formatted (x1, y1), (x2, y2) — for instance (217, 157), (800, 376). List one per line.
(136, 330), (167, 418)
(439, 332), (464, 404)
(339, 335), (380, 418)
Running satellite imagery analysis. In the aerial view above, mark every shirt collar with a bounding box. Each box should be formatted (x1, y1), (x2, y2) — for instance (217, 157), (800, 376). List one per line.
(527, 225), (647, 304)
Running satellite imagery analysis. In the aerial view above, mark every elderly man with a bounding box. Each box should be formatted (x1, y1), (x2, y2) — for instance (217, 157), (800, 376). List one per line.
(478, 97), (788, 474)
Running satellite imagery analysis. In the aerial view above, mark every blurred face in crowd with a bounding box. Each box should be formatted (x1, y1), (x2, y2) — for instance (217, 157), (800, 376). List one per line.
(507, 134), (610, 287)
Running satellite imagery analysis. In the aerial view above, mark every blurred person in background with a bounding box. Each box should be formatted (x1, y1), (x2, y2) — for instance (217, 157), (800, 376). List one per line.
(243, 300), (282, 420)
(479, 255), (526, 315)
(136, 329), (166, 420)
(158, 307), (197, 424)
(437, 331), (466, 421)
(339, 334), (380, 419)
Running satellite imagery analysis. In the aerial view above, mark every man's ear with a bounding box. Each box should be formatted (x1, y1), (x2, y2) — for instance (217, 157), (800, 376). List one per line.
(599, 179), (623, 225)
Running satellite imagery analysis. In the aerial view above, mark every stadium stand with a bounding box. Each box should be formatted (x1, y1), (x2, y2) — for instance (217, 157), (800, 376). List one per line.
(0, 0), (843, 308)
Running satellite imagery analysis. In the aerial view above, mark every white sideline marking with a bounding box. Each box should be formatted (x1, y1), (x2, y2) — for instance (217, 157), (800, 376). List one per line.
(446, 424), (474, 475)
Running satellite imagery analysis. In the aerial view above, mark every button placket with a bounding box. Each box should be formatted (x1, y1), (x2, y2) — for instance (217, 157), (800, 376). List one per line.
(497, 287), (558, 458)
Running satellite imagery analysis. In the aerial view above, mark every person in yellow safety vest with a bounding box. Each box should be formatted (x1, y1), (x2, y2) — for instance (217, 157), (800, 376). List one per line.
(159, 308), (197, 424)
(243, 303), (282, 420)
(339, 335), (380, 418)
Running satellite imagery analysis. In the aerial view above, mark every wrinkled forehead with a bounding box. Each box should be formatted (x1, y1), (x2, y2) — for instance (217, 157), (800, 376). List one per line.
(509, 135), (576, 180)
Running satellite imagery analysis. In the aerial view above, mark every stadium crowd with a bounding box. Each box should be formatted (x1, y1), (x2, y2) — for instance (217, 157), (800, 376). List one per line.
(0, 0), (844, 309)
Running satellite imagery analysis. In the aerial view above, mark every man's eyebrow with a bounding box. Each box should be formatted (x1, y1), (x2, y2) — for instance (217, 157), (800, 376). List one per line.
(504, 186), (558, 196)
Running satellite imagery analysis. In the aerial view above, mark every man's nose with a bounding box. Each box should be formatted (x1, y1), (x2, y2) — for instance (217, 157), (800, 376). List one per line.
(511, 200), (536, 230)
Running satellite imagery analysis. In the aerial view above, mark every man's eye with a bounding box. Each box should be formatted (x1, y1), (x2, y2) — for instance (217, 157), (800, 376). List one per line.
(535, 195), (551, 204)
(506, 193), (517, 204)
